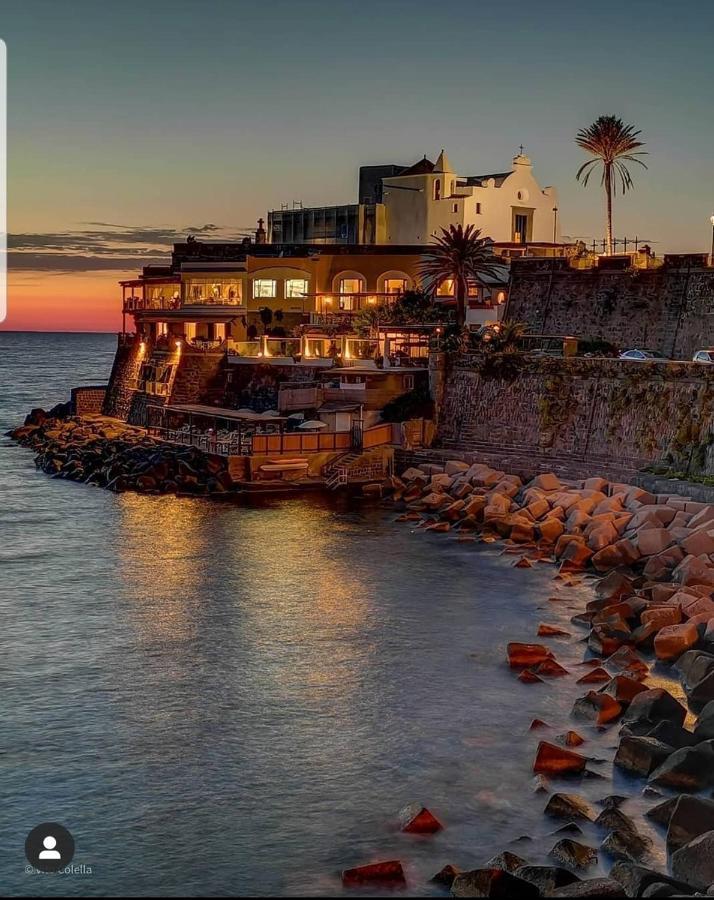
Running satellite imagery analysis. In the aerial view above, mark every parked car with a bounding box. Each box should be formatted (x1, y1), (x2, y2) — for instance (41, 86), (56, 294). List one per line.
(619, 348), (669, 362)
(692, 349), (714, 364)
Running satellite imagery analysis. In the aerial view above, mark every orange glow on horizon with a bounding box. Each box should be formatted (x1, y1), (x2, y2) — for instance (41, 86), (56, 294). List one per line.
(1, 270), (130, 332)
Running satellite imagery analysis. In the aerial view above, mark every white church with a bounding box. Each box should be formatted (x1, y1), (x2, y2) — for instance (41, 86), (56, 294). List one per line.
(380, 149), (560, 246)
(267, 149), (561, 247)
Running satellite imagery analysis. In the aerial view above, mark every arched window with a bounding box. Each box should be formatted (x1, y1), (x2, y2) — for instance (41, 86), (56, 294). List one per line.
(433, 179), (441, 201)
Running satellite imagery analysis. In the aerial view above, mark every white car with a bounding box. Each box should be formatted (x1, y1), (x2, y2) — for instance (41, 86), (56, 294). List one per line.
(619, 348), (668, 362)
(693, 349), (714, 364)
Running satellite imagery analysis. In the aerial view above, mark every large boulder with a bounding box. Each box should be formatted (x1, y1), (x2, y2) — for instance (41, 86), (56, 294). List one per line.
(671, 830), (714, 890)
(609, 861), (695, 897)
(544, 793), (595, 821)
(514, 866), (580, 894)
(622, 689), (686, 731)
(635, 528), (674, 557)
(673, 554), (714, 588)
(451, 868), (540, 897)
(653, 622), (699, 662)
(572, 691), (622, 726)
(648, 742), (714, 790)
(694, 700), (714, 741)
(549, 839), (598, 870)
(614, 736), (673, 776)
(483, 851), (527, 873)
(666, 795), (714, 854)
(676, 650), (714, 692)
(551, 877), (627, 896)
(397, 802), (443, 834)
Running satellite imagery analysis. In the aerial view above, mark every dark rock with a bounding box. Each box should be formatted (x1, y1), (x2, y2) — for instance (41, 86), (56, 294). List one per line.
(609, 861), (694, 897)
(598, 794), (629, 809)
(645, 796), (680, 827)
(614, 736), (674, 776)
(666, 795), (714, 854)
(551, 877), (625, 896)
(671, 830), (714, 890)
(483, 851), (526, 873)
(594, 807), (639, 834)
(601, 829), (651, 863)
(641, 883), (682, 897)
(694, 701), (714, 741)
(451, 868), (539, 897)
(550, 822), (584, 835)
(643, 720), (695, 749)
(549, 838), (598, 870)
(677, 650), (714, 693)
(514, 865), (580, 893)
(544, 793), (595, 821)
(649, 743), (714, 790)
(689, 670), (714, 709)
(431, 864), (461, 887)
(622, 689), (687, 731)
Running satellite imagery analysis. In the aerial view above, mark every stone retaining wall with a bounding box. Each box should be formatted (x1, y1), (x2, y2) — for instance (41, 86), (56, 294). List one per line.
(506, 256), (714, 359)
(434, 354), (714, 478)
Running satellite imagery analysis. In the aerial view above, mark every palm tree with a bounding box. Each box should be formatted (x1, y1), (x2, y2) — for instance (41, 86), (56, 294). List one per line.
(575, 116), (647, 255)
(418, 224), (502, 329)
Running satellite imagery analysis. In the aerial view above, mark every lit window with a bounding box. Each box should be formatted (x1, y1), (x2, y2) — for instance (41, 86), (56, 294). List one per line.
(339, 278), (362, 295)
(384, 278), (407, 295)
(467, 283), (480, 298)
(285, 278), (308, 298)
(253, 279), (276, 298)
(436, 279), (455, 297)
(433, 179), (441, 201)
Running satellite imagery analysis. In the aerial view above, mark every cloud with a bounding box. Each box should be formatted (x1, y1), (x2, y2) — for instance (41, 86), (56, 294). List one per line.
(6, 222), (252, 273)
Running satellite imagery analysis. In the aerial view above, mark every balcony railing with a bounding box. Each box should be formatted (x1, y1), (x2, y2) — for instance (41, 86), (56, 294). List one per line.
(123, 296), (245, 312)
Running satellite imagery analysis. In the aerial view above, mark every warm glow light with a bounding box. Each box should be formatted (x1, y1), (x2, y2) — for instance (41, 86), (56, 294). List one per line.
(175, 339), (182, 349)
(324, 296), (333, 305)
(304, 343), (312, 358)
(367, 296), (376, 305)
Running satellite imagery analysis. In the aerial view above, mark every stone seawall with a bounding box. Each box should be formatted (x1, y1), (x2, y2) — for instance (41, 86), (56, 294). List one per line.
(103, 338), (143, 420)
(434, 354), (714, 478)
(506, 256), (714, 359)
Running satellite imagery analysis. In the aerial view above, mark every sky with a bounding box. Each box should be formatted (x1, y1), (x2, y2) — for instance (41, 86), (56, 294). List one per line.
(2, 0), (714, 331)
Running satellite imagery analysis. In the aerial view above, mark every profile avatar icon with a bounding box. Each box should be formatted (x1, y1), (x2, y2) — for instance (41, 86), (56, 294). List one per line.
(39, 835), (61, 860)
(25, 822), (74, 872)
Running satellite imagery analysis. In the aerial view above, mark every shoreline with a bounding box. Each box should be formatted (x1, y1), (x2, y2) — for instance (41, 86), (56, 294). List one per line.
(9, 407), (714, 895)
(367, 459), (714, 896)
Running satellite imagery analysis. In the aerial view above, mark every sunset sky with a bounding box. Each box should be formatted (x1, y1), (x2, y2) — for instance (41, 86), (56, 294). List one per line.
(3, 0), (714, 331)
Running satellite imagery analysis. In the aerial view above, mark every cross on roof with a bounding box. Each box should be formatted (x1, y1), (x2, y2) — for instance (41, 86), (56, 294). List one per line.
(519, 144), (524, 155)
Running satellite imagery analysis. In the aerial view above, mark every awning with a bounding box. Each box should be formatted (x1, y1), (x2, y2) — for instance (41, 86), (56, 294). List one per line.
(163, 403), (287, 423)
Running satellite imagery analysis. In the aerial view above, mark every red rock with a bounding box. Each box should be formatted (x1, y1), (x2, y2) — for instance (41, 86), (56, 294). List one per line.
(534, 659), (570, 677)
(572, 691), (623, 725)
(641, 606), (682, 629)
(398, 803), (443, 834)
(561, 542), (594, 569)
(558, 730), (585, 747)
(577, 666), (611, 684)
(654, 622), (699, 662)
(538, 623), (571, 637)
(514, 556), (533, 568)
(342, 860), (406, 888)
(600, 674), (649, 705)
(533, 741), (587, 775)
(507, 643), (554, 668)
(519, 669), (543, 683)
(529, 718), (550, 730)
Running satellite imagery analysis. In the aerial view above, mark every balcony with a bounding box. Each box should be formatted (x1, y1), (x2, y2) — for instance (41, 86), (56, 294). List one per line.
(309, 292), (398, 323)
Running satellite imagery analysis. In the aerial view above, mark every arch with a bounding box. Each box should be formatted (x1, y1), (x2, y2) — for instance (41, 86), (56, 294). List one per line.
(332, 270), (367, 311)
(433, 178), (441, 200)
(377, 270), (413, 296)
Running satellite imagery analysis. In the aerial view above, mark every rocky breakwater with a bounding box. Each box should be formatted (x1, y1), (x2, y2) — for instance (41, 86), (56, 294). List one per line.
(9, 408), (234, 496)
(344, 463), (714, 896)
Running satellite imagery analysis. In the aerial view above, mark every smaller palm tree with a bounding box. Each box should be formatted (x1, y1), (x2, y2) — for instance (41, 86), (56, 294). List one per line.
(575, 116), (647, 255)
(418, 224), (502, 329)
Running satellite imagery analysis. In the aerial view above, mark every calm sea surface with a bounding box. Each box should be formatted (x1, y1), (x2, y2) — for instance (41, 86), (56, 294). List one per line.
(0, 333), (667, 896)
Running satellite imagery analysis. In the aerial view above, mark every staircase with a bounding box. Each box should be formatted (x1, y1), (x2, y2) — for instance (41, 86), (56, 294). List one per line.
(323, 449), (388, 490)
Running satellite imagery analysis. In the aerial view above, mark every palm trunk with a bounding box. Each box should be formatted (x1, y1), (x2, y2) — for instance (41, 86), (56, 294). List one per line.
(605, 164), (613, 255)
(456, 275), (467, 330)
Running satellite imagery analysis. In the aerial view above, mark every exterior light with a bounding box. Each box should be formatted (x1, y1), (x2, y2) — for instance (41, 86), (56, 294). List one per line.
(175, 339), (182, 349)
(367, 296), (376, 305)
(710, 215), (714, 226)
(324, 296), (333, 305)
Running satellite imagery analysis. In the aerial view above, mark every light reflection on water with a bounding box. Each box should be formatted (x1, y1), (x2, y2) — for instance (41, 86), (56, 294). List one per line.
(0, 334), (682, 896)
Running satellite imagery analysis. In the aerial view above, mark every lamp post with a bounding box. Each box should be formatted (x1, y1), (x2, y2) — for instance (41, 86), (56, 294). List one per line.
(710, 215), (714, 266)
(552, 206), (559, 245)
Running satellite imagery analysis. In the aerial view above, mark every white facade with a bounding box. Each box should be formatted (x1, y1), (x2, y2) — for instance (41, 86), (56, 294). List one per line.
(381, 150), (560, 245)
